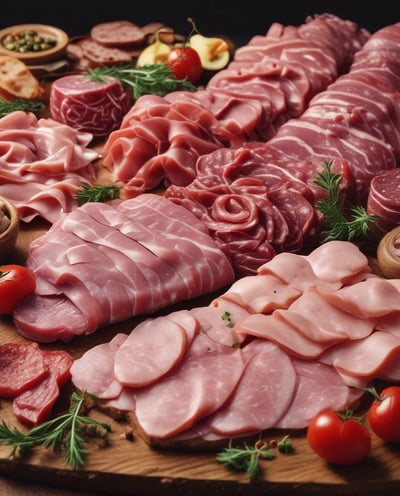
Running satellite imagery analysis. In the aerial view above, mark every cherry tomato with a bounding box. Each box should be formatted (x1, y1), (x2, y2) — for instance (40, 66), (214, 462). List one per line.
(307, 409), (371, 464)
(167, 46), (202, 84)
(0, 264), (36, 314)
(368, 386), (400, 442)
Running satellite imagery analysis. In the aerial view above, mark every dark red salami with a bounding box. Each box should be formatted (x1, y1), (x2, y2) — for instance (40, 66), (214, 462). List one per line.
(0, 342), (47, 397)
(50, 74), (132, 136)
(367, 168), (400, 233)
(90, 20), (145, 47)
(13, 350), (73, 425)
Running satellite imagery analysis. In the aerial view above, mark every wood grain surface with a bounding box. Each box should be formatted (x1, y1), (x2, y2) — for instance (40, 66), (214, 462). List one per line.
(1, 129), (400, 496)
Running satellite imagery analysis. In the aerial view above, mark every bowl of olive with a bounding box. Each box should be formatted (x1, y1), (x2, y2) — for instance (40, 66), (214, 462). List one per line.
(0, 23), (69, 64)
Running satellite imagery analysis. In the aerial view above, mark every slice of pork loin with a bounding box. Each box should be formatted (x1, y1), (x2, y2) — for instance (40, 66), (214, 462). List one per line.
(13, 194), (234, 343)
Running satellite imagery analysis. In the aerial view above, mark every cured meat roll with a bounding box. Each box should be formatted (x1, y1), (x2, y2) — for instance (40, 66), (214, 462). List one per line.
(102, 14), (369, 197)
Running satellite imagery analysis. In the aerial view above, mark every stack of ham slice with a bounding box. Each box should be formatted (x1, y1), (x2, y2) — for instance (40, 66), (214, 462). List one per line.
(102, 14), (369, 197)
(13, 194), (234, 342)
(166, 22), (400, 276)
(0, 111), (98, 223)
(71, 240), (400, 445)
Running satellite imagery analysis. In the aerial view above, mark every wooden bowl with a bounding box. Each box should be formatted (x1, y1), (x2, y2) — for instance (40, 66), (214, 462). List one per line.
(0, 196), (19, 262)
(0, 24), (69, 64)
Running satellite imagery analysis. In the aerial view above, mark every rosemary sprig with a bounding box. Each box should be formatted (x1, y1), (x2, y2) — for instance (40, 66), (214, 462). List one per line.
(216, 440), (276, 481)
(75, 184), (121, 204)
(87, 63), (197, 100)
(314, 161), (378, 242)
(0, 98), (44, 117)
(0, 391), (111, 469)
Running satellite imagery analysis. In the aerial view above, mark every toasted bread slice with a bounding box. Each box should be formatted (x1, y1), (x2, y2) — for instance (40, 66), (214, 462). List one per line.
(0, 55), (44, 100)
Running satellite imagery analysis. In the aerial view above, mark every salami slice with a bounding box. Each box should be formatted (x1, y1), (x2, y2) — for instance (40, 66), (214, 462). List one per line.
(367, 168), (400, 233)
(90, 21), (145, 47)
(0, 342), (47, 397)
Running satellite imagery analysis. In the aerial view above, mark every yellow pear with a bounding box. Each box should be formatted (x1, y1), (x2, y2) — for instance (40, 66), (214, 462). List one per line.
(136, 31), (172, 67)
(189, 33), (230, 71)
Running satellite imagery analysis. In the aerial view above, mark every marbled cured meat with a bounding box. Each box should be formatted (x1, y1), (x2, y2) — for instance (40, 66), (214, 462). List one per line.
(50, 74), (132, 136)
(102, 14), (369, 197)
(367, 168), (400, 233)
(166, 22), (400, 276)
(13, 194), (234, 343)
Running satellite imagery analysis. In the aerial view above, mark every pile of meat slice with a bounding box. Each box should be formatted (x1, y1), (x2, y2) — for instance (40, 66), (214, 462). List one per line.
(70, 240), (400, 446)
(102, 13), (369, 197)
(12, 194), (234, 343)
(0, 342), (72, 425)
(166, 22), (400, 277)
(0, 111), (98, 223)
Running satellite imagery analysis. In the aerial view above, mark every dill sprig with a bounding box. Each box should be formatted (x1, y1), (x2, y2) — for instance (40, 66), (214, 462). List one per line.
(75, 184), (121, 204)
(0, 391), (111, 469)
(314, 161), (378, 242)
(87, 63), (197, 100)
(0, 98), (44, 117)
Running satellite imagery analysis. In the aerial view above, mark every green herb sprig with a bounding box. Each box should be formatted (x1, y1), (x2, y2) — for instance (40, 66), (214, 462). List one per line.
(0, 392), (111, 469)
(75, 184), (121, 204)
(314, 161), (378, 242)
(87, 63), (197, 100)
(0, 98), (44, 117)
(216, 436), (295, 481)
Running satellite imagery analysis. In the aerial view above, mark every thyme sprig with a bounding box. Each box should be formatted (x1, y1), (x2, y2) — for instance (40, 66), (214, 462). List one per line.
(87, 63), (197, 100)
(75, 184), (121, 204)
(314, 161), (378, 242)
(0, 391), (111, 469)
(0, 98), (44, 117)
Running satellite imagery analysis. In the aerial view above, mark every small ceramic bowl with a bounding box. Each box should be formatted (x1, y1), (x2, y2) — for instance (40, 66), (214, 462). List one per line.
(0, 196), (19, 262)
(0, 23), (69, 65)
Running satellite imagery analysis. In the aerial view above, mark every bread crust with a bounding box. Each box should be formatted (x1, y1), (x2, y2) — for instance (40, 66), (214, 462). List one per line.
(0, 55), (44, 100)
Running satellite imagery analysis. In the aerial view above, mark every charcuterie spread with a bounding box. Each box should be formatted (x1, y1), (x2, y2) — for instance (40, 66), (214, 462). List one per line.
(2, 11), (400, 495)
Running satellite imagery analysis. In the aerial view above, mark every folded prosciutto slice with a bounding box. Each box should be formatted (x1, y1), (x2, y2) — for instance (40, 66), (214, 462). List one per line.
(13, 194), (234, 343)
(102, 14), (369, 197)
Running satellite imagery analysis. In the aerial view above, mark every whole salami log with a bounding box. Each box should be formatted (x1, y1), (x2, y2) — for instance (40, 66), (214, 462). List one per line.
(367, 168), (400, 234)
(49, 74), (132, 136)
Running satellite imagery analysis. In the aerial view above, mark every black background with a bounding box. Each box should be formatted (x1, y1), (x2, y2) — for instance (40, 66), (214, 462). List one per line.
(2, 1), (399, 47)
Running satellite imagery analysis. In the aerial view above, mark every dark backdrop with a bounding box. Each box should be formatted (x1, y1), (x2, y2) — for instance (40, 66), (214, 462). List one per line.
(1, 1), (399, 46)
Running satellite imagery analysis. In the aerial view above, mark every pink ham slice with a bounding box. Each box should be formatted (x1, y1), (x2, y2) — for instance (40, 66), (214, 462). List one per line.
(70, 333), (128, 400)
(114, 313), (196, 387)
(275, 359), (364, 429)
(50, 74), (132, 136)
(207, 338), (297, 435)
(13, 350), (73, 425)
(319, 331), (400, 383)
(133, 333), (245, 439)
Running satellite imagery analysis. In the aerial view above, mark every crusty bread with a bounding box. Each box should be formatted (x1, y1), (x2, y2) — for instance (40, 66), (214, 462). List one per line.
(0, 55), (44, 100)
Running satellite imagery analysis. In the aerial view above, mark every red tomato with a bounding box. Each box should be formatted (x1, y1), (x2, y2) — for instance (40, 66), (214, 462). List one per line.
(167, 46), (202, 84)
(0, 264), (36, 314)
(368, 386), (400, 442)
(307, 409), (371, 464)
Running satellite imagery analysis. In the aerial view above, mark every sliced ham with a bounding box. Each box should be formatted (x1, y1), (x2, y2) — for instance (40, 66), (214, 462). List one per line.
(114, 316), (191, 387)
(70, 333), (128, 400)
(275, 359), (364, 429)
(207, 338), (297, 435)
(0, 111), (98, 223)
(133, 333), (245, 440)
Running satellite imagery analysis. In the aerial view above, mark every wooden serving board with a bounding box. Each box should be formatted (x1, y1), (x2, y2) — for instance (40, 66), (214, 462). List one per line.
(1, 193), (400, 496)
(0, 99), (399, 495)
